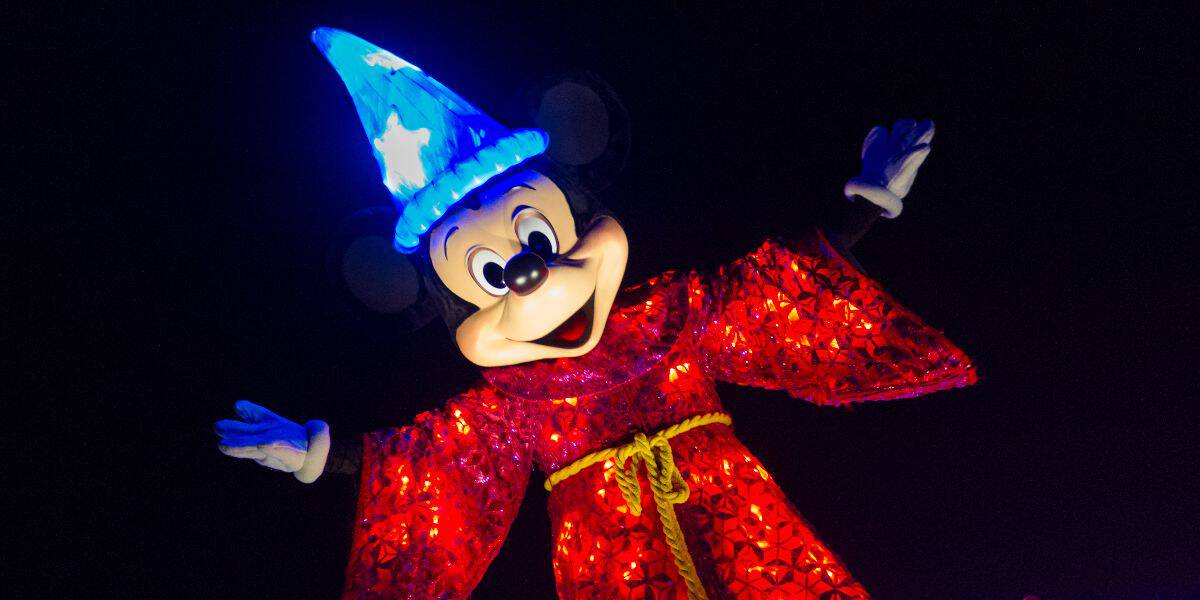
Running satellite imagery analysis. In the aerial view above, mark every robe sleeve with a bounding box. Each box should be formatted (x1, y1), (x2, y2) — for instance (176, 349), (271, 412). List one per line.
(342, 383), (532, 599)
(695, 229), (976, 405)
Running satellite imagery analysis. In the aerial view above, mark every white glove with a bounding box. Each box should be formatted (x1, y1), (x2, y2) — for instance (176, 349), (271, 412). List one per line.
(215, 400), (331, 483)
(844, 118), (936, 219)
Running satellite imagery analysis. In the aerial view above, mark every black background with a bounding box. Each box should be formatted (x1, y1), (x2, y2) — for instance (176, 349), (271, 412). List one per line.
(19, 2), (1199, 599)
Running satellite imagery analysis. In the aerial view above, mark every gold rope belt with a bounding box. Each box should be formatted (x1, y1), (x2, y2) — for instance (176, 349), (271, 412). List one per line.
(544, 411), (732, 600)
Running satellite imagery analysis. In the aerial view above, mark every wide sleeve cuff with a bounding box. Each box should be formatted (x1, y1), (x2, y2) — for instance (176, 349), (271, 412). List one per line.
(696, 231), (976, 404)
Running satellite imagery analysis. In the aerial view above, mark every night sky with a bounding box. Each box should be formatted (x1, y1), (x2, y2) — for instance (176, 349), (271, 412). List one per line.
(22, 2), (1198, 599)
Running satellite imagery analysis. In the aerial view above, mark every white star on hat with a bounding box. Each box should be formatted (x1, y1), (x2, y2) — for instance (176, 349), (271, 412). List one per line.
(374, 112), (432, 193)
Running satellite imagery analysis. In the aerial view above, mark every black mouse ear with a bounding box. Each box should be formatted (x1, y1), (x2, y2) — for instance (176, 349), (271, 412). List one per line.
(326, 207), (439, 330)
(521, 70), (631, 190)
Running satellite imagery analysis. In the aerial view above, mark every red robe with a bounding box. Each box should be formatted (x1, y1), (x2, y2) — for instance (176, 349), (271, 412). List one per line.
(343, 231), (976, 599)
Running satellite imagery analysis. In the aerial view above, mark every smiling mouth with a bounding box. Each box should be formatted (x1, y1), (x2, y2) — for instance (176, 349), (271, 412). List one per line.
(529, 292), (596, 349)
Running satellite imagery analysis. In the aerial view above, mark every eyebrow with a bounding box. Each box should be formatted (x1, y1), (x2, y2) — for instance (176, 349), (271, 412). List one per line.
(441, 184), (535, 258)
(442, 226), (458, 259)
(499, 184), (536, 220)
(505, 182), (536, 202)
(510, 204), (535, 220)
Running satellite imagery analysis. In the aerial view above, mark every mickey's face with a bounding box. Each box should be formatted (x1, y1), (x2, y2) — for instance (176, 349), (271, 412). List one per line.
(430, 170), (628, 367)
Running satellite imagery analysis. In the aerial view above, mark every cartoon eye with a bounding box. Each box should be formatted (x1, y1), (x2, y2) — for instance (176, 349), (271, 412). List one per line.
(514, 209), (558, 259)
(467, 248), (508, 296)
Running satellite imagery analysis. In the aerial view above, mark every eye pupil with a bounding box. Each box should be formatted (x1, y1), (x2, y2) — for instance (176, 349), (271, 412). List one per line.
(483, 262), (506, 289)
(528, 231), (554, 258)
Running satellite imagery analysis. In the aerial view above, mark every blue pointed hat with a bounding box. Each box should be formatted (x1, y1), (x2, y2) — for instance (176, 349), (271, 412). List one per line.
(311, 27), (550, 253)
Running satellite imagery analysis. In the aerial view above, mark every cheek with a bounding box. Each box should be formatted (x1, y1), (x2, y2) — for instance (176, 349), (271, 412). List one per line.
(574, 217), (628, 263)
(454, 307), (549, 367)
(454, 310), (493, 362)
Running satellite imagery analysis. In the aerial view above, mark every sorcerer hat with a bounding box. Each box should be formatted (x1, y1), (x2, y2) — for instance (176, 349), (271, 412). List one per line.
(311, 27), (550, 253)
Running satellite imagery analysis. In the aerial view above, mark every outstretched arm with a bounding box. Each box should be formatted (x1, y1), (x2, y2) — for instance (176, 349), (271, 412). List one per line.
(216, 384), (533, 599)
(215, 401), (331, 483)
(694, 120), (974, 405)
(820, 119), (936, 268)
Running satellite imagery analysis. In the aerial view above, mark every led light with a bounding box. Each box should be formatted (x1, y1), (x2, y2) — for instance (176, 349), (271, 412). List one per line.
(312, 27), (549, 253)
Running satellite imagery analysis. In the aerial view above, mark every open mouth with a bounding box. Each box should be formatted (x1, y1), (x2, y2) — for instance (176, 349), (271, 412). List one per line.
(530, 292), (595, 349)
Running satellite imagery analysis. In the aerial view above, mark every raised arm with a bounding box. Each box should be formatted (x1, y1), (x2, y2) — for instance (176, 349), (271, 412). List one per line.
(693, 120), (974, 405)
(821, 119), (935, 268)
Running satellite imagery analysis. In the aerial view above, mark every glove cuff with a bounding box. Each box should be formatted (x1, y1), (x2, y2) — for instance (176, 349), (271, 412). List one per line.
(844, 178), (903, 219)
(294, 420), (331, 484)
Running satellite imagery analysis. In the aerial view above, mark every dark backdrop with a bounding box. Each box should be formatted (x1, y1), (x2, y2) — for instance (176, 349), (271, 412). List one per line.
(22, 2), (1198, 599)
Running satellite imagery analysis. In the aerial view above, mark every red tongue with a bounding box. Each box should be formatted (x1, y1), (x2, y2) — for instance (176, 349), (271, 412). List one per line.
(554, 308), (589, 343)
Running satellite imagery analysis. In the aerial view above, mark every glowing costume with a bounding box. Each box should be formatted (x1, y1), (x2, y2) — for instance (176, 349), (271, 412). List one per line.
(342, 232), (975, 599)
(205, 26), (971, 600)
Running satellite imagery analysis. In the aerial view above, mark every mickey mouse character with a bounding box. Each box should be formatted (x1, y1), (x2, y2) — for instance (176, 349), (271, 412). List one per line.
(216, 28), (975, 599)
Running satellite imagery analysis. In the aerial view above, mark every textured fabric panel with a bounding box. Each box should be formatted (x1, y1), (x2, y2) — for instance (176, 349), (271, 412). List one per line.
(342, 230), (974, 598)
(547, 425), (869, 599)
(343, 385), (533, 599)
(698, 232), (975, 405)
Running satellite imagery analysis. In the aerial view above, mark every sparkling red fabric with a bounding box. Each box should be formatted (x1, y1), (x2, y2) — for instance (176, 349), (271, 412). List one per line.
(344, 231), (975, 599)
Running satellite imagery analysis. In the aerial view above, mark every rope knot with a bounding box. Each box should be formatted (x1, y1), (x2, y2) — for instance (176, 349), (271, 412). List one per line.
(612, 431), (691, 516)
(543, 412), (731, 600)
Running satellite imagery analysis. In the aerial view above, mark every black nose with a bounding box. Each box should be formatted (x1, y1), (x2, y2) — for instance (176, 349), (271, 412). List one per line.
(503, 251), (549, 296)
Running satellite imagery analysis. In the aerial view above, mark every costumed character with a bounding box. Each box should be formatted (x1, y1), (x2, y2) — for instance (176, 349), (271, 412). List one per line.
(216, 28), (976, 599)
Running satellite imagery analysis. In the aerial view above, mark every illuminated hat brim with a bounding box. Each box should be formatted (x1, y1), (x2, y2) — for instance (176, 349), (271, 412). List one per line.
(392, 128), (548, 252)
